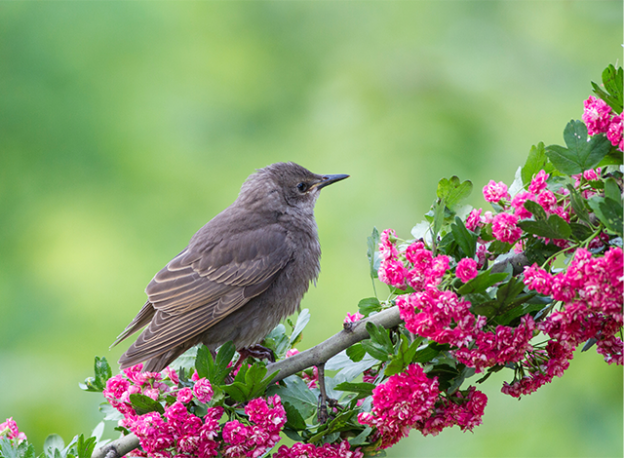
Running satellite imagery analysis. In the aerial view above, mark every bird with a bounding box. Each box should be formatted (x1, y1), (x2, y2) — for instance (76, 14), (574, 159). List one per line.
(112, 162), (348, 372)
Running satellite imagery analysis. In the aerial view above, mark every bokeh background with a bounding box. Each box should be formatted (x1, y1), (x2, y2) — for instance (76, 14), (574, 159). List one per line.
(1, 1), (622, 457)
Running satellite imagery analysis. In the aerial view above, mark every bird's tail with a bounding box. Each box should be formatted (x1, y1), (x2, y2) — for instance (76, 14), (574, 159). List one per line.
(110, 301), (155, 348)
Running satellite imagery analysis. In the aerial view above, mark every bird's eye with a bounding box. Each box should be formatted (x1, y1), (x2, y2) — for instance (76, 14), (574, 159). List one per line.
(297, 182), (309, 193)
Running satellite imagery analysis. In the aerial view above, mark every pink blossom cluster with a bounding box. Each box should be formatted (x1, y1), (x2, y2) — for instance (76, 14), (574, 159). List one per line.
(103, 364), (288, 457)
(583, 96), (623, 150)
(415, 387), (488, 436)
(454, 316), (536, 372)
(274, 440), (364, 458)
(357, 364), (440, 449)
(0, 417), (27, 443)
(503, 247), (624, 397)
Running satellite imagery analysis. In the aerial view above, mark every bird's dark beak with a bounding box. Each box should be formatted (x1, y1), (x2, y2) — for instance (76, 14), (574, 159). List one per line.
(313, 174), (350, 190)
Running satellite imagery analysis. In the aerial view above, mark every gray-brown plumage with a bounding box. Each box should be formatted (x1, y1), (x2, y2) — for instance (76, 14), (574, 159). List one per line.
(112, 162), (348, 372)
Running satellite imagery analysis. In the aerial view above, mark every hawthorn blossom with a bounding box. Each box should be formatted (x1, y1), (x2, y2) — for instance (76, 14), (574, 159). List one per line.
(0, 417), (27, 443)
(491, 213), (522, 244)
(344, 312), (364, 323)
(465, 208), (483, 231)
(583, 96), (612, 135)
(357, 364), (440, 448)
(483, 180), (509, 203)
(415, 387), (487, 436)
(193, 377), (213, 404)
(456, 258), (478, 283)
(274, 440), (363, 458)
(528, 170), (549, 194)
(607, 114), (623, 150)
(177, 387), (193, 404)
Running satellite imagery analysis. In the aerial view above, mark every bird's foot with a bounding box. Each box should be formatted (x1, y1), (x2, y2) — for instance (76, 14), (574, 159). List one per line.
(238, 344), (276, 363)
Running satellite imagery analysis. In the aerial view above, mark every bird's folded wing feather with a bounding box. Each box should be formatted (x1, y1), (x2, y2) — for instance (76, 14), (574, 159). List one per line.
(146, 226), (292, 315)
(117, 225), (293, 362)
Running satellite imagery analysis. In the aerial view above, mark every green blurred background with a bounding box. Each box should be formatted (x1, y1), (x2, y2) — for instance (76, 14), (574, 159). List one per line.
(1, 1), (622, 456)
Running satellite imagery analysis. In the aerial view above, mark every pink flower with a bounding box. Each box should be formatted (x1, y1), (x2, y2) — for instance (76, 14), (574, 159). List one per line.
(523, 264), (553, 295)
(491, 213), (522, 244)
(357, 364), (440, 449)
(483, 180), (509, 203)
(536, 190), (557, 213)
(0, 417), (27, 443)
(465, 208), (483, 231)
(344, 312), (364, 323)
(378, 259), (408, 289)
(177, 388), (193, 404)
(583, 168), (601, 181)
(379, 228), (399, 261)
(274, 440), (364, 458)
(456, 258), (478, 283)
(583, 96), (612, 135)
(607, 114), (623, 150)
(285, 348), (299, 358)
(193, 377), (213, 404)
(511, 191), (534, 219)
(528, 170), (549, 194)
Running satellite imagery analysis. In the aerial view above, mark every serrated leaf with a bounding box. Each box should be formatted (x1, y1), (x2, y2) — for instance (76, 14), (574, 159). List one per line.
(290, 309), (310, 345)
(450, 217), (477, 259)
(361, 340), (390, 361)
(75, 435), (96, 458)
(412, 345), (440, 364)
(518, 214), (571, 240)
(358, 297), (381, 317)
(569, 222), (594, 241)
(266, 375), (317, 419)
(129, 393), (165, 415)
(545, 121), (612, 175)
(326, 350), (379, 381)
(44, 435), (65, 457)
(604, 177), (621, 202)
(437, 176), (473, 211)
(593, 64), (623, 112)
(588, 196), (624, 235)
(457, 270), (508, 295)
(365, 322), (393, 353)
(367, 227), (381, 279)
(566, 185), (591, 223)
(334, 381), (376, 397)
(384, 335), (419, 376)
(521, 142), (553, 186)
(523, 200), (547, 221)
(346, 343), (366, 362)
(282, 401), (307, 430)
(471, 278), (530, 319)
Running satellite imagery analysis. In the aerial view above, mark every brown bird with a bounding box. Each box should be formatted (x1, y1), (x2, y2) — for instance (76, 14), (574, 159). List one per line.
(112, 162), (348, 372)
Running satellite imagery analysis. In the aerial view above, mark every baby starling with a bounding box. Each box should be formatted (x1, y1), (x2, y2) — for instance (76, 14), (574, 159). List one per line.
(112, 162), (348, 372)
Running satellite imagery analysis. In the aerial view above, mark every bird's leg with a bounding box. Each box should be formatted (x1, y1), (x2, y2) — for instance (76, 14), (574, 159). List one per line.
(317, 362), (339, 424)
(238, 344), (276, 363)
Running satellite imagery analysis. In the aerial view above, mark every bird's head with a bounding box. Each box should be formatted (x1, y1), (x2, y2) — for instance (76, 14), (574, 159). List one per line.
(239, 162), (349, 213)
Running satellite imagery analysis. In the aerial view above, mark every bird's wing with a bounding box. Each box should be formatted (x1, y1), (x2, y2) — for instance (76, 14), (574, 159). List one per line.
(146, 225), (292, 315)
(117, 225), (293, 365)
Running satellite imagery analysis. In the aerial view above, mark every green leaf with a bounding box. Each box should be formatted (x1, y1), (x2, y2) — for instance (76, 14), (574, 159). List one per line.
(346, 343), (366, 362)
(569, 222), (594, 242)
(412, 345), (440, 364)
(129, 393), (165, 415)
(263, 324), (290, 360)
(523, 200), (547, 221)
(384, 335), (419, 376)
(545, 121), (612, 175)
(290, 308), (311, 345)
(367, 227), (381, 279)
(598, 146), (624, 167)
(457, 270), (508, 295)
(592, 64), (623, 113)
(349, 426), (373, 446)
(196, 342), (235, 386)
(361, 340), (390, 362)
(604, 178), (621, 202)
(334, 381), (376, 398)
(518, 214), (572, 240)
(471, 278), (531, 319)
(566, 185), (591, 223)
(431, 199), (445, 243)
(437, 176), (473, 211)
(450, 217), (477, 259)
(80, 357), (112, 392)
(74, 435), (96, 458)
(521, 142), (553, 186)
(493, 300), (542, 326)
(588, 196), (624, 236)
(358, 297), (381, 317)
(221, 362), (279, 403)
(365, 322), (394, 357)
(266, 375), (317, 419)
(282, 401), (307, 430)
(43, 435), (65, 458)
(307, 410), (358, 444)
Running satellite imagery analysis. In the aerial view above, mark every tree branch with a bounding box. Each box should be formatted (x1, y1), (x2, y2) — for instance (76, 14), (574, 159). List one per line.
(91, 306), (402, 458)
(267, 306), (401, 382)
